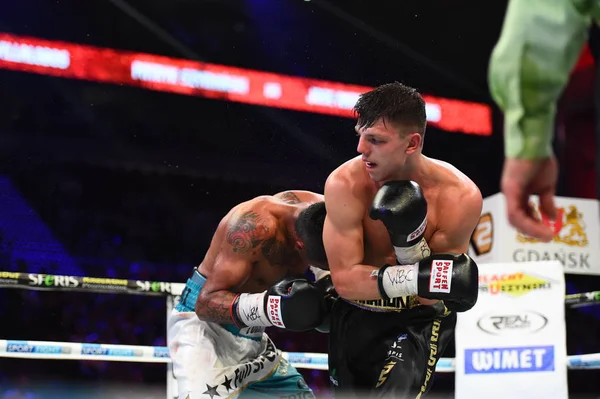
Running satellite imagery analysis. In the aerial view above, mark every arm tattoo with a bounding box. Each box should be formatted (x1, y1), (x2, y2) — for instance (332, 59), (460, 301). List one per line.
(277, 191), (302, 204)
(226, 211), (270, 253)
(197, 290), (237, 324)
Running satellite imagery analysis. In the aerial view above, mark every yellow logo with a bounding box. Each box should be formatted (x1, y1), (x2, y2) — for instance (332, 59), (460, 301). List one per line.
(478, 273), (551, 297)
(516, 204), (588, 247)
(376, 360), (397, 388)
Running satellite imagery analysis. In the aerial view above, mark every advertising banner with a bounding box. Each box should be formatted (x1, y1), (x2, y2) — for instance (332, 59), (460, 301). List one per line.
(455, 261), (567, 399)
(469, 193), (600, 275)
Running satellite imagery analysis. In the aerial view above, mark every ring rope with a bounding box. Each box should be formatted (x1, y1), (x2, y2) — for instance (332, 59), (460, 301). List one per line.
(1, 340), (599, 371)
(1, 271), (600, 373)
(0, 271), (185, 296)
(0, 271), (598, 307)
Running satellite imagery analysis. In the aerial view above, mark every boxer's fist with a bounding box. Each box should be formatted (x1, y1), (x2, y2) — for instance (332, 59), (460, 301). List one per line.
(266, 277), (326, 331)
(369, 181), (431, 264)
(232, 277), (326, 332)
(378, 253), (479, 312)
(314, 274), (338, 333)
(315, 274), (337, 300)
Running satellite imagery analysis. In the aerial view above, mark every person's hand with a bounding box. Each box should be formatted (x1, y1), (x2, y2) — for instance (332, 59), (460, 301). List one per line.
(500, 156), (559, 242)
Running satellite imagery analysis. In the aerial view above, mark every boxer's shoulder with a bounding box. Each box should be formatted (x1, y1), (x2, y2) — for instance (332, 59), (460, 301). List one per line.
(421, 160), (483, 246)
(424, 158), (482, 205)
(437, 179), (481, 215)
(427, 157), (478, 187)
(325, 156), (374, 200)
(221, 199), (280, 249)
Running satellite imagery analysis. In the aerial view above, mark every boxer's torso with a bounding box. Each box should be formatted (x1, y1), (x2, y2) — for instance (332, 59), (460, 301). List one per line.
(198, 191), (322, 293)
(339, 156), (470, 310)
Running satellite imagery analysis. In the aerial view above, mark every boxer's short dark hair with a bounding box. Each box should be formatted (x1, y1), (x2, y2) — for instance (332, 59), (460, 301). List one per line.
(296, 201), (328, 265)
(354, 81), (427, 136)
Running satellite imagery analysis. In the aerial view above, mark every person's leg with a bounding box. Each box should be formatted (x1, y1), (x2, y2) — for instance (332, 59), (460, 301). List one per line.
(412, 311), (457, 399)
(330, 301), (424, 398)
(242, 358), (314, 399)
(368, 330), (424, 398)
(368, 310), (457, 398)
(169, 312), (280, 399)
(327, 299), (367, 399)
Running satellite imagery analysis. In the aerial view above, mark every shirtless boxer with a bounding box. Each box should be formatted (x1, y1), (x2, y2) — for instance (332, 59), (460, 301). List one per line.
(322, 82), (482, 398)
(167, 190), (332, 399)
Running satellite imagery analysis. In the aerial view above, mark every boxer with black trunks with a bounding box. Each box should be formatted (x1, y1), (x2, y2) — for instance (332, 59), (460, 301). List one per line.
(167, 190), (333, 399)
(322, 82), (483, 398)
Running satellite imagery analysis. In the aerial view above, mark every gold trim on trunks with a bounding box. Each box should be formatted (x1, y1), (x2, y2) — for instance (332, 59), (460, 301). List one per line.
(345, 295), (421, 312)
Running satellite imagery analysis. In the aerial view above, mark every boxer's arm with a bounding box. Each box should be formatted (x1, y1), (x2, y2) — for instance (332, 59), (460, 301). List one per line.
(322, 176), (384, 300)
(195, 257), (253, 324)
(195, 209), (275, 324)
(428, 187), (483, 254)
(409, 188), (482, 312)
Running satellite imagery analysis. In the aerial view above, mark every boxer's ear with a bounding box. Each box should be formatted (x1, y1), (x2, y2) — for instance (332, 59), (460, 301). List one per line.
(405, 132), (422, 154)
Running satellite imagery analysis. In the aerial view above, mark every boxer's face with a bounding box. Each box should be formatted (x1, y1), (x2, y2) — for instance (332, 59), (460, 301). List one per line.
(356, 118), (421, 182)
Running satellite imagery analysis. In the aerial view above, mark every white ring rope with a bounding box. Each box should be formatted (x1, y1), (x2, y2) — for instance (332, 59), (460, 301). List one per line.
(1, 271), (599, 373)
(1, 340), (599, 371)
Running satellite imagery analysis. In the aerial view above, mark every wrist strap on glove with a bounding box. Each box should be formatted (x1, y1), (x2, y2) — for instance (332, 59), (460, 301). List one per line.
(394, 237), (432, 265)
(231, 292), (272, 328)
(377, 263), (419, 300)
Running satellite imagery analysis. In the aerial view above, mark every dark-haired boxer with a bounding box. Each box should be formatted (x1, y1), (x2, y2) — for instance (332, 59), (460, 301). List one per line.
(168, 190), (334, 399)
(323, 82), (483, 398)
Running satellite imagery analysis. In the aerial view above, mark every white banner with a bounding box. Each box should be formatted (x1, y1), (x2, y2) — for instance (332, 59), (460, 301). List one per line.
(469, 193), (600, 275)
(455, 261), (567, 399)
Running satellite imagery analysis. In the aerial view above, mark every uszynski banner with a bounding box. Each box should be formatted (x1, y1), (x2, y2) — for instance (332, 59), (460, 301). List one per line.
(455, 261), (567, 399)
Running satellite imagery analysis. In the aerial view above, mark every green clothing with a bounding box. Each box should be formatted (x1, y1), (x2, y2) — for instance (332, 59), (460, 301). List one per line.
(488, 0), (600, 159)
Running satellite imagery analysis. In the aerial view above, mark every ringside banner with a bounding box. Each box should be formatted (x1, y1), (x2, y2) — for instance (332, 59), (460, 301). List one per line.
(468, 193), (600, 275)
(0, 271), (185, 296)
(455, 261), (567, 399)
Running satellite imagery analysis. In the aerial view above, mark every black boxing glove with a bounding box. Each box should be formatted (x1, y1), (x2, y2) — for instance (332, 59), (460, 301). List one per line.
(231, 277), (326, 332)
(377, 253), (479, 312)
(313, 274), (338, 333)
(370, 180), (432, 264)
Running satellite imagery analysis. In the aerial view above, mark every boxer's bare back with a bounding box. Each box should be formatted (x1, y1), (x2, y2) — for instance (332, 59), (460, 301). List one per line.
(195, 190), (323, 324)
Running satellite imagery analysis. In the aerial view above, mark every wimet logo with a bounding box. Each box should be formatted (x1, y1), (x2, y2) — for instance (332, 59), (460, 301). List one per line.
(465, 345), (554, 374)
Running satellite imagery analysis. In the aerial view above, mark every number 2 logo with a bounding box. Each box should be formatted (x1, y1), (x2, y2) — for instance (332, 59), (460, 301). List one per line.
(470, 212), (493, 256)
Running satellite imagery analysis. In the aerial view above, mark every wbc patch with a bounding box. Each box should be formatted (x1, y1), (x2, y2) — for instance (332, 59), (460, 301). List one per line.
(429, 260), (453, 293)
